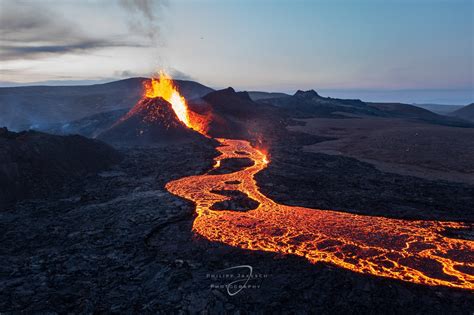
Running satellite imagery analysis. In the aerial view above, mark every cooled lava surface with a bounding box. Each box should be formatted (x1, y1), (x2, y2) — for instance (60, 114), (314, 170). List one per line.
(166, 138), (473, 290)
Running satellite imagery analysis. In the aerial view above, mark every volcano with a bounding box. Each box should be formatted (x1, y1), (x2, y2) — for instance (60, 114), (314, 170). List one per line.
(97, 71), (209, 145)
(98, 97), (204, 145)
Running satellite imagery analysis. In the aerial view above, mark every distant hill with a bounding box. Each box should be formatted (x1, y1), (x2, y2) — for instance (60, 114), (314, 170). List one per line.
(260, 90), (472, 127)
(449, 103), (474, 122)
(262, 90), (374, 117)
(412, 104), (464, 115)
(0, 78), (214, 131)
(368, 102), (441, 119)
(367, 102), (473, 126)
(247, 91), (289, 101)
(261, 89), (388, 118)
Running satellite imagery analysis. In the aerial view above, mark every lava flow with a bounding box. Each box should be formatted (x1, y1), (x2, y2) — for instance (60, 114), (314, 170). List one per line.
(165, 140), (474, 290)
(154, 74), (473, 290)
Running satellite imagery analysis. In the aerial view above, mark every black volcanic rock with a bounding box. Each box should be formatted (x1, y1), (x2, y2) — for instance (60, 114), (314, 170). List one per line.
(0, 128), (121, 207)
(208, 157), (254, 175)
(203, 87), (263, 118)
(247, 91), (289, 101)
(2, 128), (473, 313)
(294, 89), (321, 99)
(210, 190), (259, 211)
(236, 91), (253, 101)
(98, 97), (205, 145)
(197, 87), (285, 140)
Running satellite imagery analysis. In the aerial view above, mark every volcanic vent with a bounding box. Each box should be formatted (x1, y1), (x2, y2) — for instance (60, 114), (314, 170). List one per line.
(98, 71), (208, 145)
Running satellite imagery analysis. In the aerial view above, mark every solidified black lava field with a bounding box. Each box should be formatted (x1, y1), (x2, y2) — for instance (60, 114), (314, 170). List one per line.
(1, 136), (473, 313)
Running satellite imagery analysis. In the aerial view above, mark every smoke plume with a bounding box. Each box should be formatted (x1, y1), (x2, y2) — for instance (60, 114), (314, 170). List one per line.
(119, 0), (168, 41)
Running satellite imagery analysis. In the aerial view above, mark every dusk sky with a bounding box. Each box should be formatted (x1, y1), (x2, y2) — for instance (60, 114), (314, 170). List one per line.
(0, 0), (472, 104)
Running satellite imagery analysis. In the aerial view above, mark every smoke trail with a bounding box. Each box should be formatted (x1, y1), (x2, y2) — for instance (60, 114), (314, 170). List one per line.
(119, 0), (168, 41)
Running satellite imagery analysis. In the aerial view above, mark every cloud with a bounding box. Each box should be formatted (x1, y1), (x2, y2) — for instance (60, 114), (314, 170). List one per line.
(0, 40), (148, 60)
(0, 3), (73, 42)
(0, 2), (147, 61)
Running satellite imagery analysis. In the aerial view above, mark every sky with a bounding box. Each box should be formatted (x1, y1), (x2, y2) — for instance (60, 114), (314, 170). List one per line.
(0, 0), (473, 104)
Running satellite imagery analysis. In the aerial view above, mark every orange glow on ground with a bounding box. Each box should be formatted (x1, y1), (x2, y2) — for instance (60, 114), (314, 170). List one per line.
(166, 138), (474, 290)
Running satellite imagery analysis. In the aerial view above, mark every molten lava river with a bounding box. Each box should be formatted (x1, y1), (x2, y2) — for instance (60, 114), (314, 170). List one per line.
(143, 71), (472, 290)
(165, 138), (473, 290)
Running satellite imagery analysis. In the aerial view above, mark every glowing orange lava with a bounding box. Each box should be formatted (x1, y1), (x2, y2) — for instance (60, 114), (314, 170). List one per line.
(144, 71), (208, 135)
(166, 138), (474, 290)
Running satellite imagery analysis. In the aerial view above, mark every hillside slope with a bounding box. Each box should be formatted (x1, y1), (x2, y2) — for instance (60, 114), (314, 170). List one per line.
(0, 128), (120, 206)
(98, 97), (207, 145)
(449, 103), (474, 122)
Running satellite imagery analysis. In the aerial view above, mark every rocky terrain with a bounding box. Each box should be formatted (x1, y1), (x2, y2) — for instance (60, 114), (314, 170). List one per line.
(192, 87), (285, 140)
(1, 136), (473, 313)
(247, 91), (289, 101)
(0, 128), (121, 207)
(256, 143), (474, 222)
(288, 117), (474, 184)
